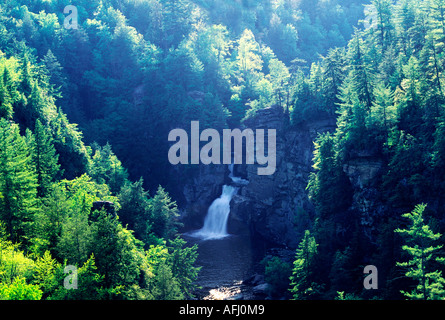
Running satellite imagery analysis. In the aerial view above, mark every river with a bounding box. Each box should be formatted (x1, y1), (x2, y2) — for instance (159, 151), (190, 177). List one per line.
(183, 231), (257, 300)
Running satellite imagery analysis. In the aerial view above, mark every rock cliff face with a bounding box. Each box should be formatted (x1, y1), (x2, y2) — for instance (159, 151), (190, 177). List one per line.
(179, 104), (390, 249)
(180, 104), (390, 248)
(342, 153), (386, 239)
(230, 106), (336, 248)
(180, 164), (228, 230)
(180, 104), (336, 248)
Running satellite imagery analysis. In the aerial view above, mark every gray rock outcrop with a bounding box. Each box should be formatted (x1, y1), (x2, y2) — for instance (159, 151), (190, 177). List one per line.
(229, 105), (336, 247)
(179, 105), (336, 248)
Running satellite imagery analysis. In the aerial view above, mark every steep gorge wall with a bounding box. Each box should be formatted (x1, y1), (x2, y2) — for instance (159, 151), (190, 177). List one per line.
(180, 104), (386, 248)
(179, 105), (335, 247)
(231, 106), (336, 248)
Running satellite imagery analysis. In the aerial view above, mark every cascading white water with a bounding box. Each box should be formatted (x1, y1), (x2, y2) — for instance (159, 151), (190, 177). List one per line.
(228, 164), (249, 186)
(190, 165), (248, 240)
(191, 185), (238, 240)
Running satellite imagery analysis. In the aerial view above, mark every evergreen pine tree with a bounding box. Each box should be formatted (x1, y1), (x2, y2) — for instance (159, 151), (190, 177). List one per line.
(321, 48), (346, 116)
(418, 33), (444, 120)
(89, 143), (128, 194)
(395, 204), (445, 300)
(0, 68), (13, 120)
(42, 49), (66, 98)
(118, 178), (152, 244)
(289, 230), (321, 300)
(370, 83), (396, 135)
(167, 237), (201, 299)
(27, 119), (61, 198)
(148, 186), (182, 241)
(0, 119), (38, 245)
(236, 29), (264, 93)
(20, 53), (33, 97)
(348, 32), (375, 110)
(394, 0), (417, 56)
(307, 132), (353, 217)
(428, 0), (445, 55)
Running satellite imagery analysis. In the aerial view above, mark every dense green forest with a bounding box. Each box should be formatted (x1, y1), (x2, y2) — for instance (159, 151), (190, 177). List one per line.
(288, 0), (445, 300)
(0, 0), (369, 193)
(1, 0), (445, 301)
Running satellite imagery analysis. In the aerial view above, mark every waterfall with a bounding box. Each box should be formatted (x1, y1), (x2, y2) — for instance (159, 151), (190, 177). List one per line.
(191, 185), (238, 240)
(228, 164), (249, 186)
(190, 165), (247, 240)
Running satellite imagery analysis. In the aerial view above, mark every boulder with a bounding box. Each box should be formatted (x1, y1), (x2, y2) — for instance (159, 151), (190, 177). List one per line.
(91, 201), (115, 216)
(243, 274), (265, 286)
(252, 283), (270, 296)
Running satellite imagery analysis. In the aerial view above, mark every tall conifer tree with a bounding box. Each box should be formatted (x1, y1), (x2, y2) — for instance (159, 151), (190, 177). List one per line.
(0, 119), (38, 245)
(395, 204), (445, 300)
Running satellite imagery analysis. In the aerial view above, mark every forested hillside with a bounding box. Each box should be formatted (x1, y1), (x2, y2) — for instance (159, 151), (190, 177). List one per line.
(0, 0), (369, 193)
(290, 0), (445, 300)
(0, 0), (368, 301)
(0, 50), (199, 298)
(1, 0), (445, 301)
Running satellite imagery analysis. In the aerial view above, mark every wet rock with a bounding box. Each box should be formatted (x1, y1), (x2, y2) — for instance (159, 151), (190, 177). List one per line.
(343, 155), (387, 239)
(243, 274), (265, 286)
(252, 283), (269, 296)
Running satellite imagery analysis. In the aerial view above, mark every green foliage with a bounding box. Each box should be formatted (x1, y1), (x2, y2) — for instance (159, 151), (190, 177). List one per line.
(0, 238), (35, 284)
(117, 178), (154, 244)
(55, 202), (92, 266)
(236, 29), (263, 88)
(297, 0), (445, 300)
(262, 256), (292, 298)
(289, 230), (322, 300)
(307, 133), (352, 217)
(0, 119), (38, 245)
(0, 277), (42, 300)
(0, 0), (370, 193)
(335, 291), (362, 300)
(369, 83), (396, 133)
(146, 244), (183, 300)
(3, 0), (445, 302)
(27, 119), (61, 197)
(0, 0), (209, 301)
(395, 204), (445, 300)
(50, 255), (107, 300)
(89, 143), (128, 194)
(88, 211), (141, 297)
(147, 186), (183, 241)
(0, 67), (13, 120)
(31, 251), (59, 298)
(148, 259), (184, 300)
(167, 237), (201, 299)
